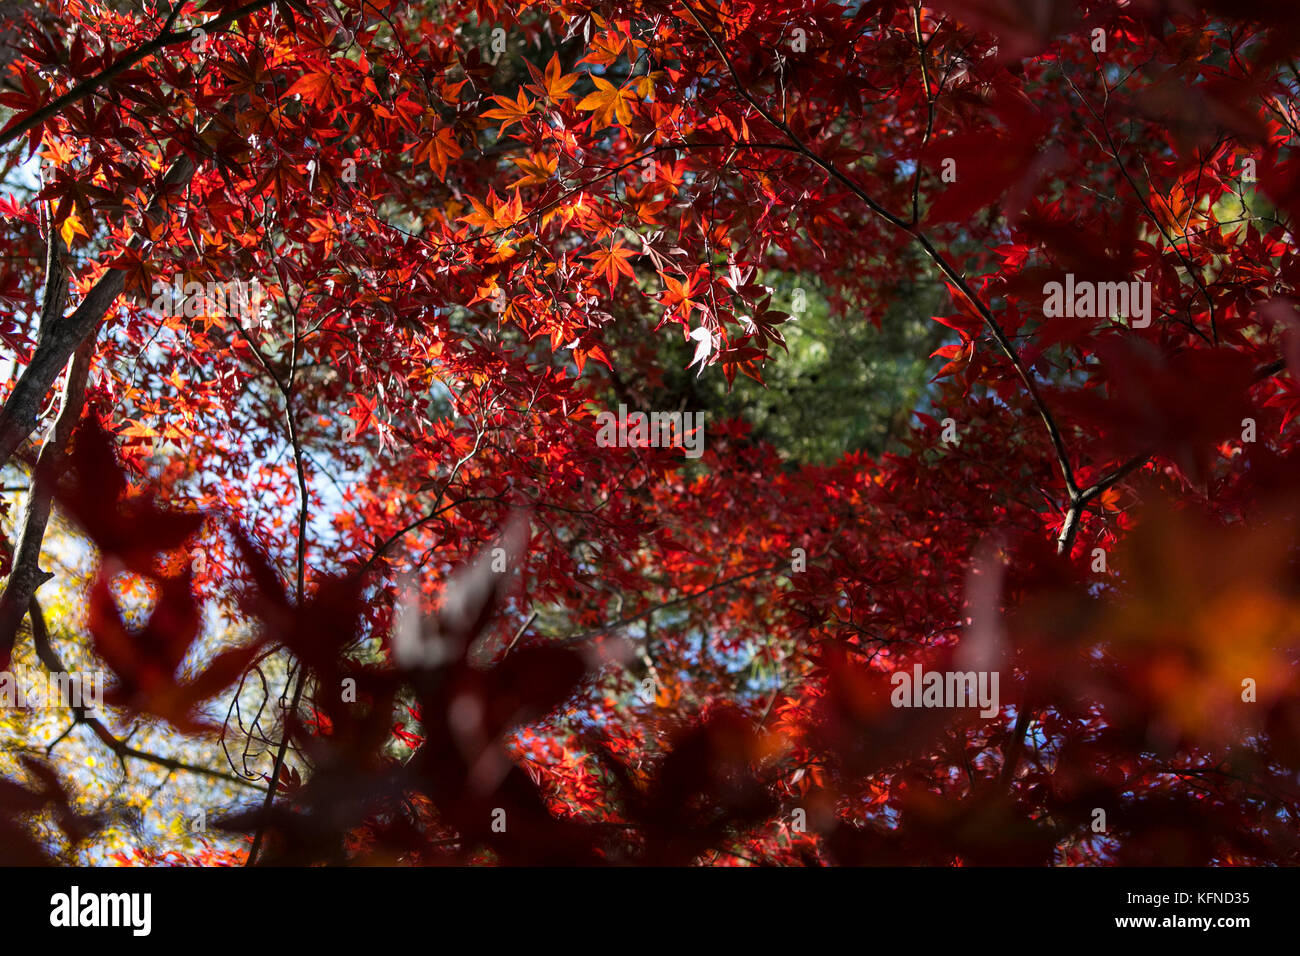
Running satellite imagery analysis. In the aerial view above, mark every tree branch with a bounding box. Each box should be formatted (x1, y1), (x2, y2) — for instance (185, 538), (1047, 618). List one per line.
(0, 229), (92, 664)
(239, 308), (313, 865)
(28, 596), (260, 789)
(0, 133), (205, 469)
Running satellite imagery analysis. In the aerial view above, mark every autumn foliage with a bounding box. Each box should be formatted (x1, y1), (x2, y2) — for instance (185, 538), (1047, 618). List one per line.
(1, 0), (1300, 866)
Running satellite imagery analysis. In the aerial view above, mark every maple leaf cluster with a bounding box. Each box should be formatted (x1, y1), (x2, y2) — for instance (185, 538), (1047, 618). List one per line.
(0, 0), (1299, 868)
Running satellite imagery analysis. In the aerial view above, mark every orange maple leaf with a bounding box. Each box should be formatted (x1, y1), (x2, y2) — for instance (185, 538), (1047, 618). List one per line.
(578, 29), (627, 67)
(659, 269), (703, 319)
(540, 53), (579, 101)
(58, 212), (87, 248)
(584, 240), (638, 289)
(482, 88), (534, 136)
(419, 126), (462, 181)
(577, 76), (637, 129)
(624, 182), (668, 224)
(509, 151), (558, 189)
